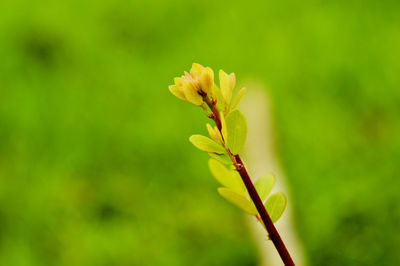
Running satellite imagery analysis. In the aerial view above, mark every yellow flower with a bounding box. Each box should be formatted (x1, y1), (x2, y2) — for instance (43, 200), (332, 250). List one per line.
(169, 63), (215, 105)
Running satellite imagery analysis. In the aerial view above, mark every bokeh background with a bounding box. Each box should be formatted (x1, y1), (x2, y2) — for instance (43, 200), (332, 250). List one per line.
(1, 0), (400, 265)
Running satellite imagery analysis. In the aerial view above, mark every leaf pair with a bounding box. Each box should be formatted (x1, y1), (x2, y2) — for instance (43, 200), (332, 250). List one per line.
(218, 172), (286, 223)
(255, 174), (286, 223)
(209, 159), (257, 215)
(209, 159), (245, 194)
(209, 158), (259, 216)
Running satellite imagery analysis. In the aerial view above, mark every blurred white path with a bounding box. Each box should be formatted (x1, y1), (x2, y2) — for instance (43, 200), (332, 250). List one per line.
(240, 82), (306, 266)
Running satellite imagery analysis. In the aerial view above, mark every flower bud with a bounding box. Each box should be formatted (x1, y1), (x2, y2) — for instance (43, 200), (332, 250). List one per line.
(199, 67), (214, 96)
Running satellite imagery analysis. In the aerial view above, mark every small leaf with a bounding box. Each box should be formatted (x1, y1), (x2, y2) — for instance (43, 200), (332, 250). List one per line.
(219, 70), (236, 105)
(225, 109), (247, 155)
(220, 111), (228, 144)
(209, 159), (245, 193)
(255, 174), (276, 203)
(264, 192), (287, 223)
(229, 87), (246, 111)
(208, 153), (232, 165)
(189, 135), (226, 154)
(212, 85), (226, 111)
(218, 187), (257, 215)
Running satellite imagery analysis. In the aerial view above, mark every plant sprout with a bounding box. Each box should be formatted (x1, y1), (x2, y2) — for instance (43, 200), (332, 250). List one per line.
(169, 63), (295, 265)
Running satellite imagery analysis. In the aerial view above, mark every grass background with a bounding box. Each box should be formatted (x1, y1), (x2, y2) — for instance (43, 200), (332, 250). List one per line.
(0, 0), (399, 265)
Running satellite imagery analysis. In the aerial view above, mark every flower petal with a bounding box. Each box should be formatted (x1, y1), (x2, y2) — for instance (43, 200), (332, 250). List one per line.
(169, 85), (186, 101)
(183, 81), (203, 106)
(190, 63), (205, 79)
(174, 77), (183, 88)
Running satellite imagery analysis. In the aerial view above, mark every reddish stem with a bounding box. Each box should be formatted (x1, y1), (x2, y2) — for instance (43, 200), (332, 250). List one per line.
(203, 96), (295, 266)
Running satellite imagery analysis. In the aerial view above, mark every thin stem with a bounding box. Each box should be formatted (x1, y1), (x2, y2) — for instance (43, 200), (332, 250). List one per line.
(234, 155), (294, 266)
(203, 96), (295, 266)
(204, 97), (222, 131)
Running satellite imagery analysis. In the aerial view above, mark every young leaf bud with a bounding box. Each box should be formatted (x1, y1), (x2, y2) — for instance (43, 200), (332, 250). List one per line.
(219, 70), (236, 105)
(206, 123), (222, 143)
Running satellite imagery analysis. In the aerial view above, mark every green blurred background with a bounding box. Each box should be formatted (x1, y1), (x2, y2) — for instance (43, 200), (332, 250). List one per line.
(1, 0), (399, 265)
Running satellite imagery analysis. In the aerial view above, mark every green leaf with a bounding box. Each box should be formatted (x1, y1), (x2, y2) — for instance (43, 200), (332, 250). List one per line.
(209, 159), (244, 193)
(225, 109), (247, 155)
(208, 153), (232, 165)
(189, 135), (226, 154)
(218, 187), (257, 215)
(255, 174), (276, 203)
(229, 87), (246, 111)
(264, 192), (287, 223)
